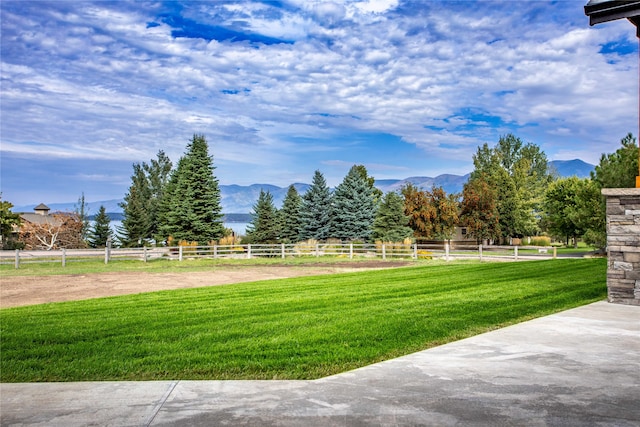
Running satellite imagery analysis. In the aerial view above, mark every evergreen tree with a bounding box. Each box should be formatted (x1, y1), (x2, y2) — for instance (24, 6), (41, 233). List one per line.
(372, 192), (413, 242)
(75, 192), (91, 243)
(120, 151), (173, 247)
(592, 133), (638, 189)
(119, 163), (151, 246)
(332, 165), (376, 241)
(299, 170), (333, 241)
(0, 198), (22, 249)
(582, 133), (638, 248)
(89, 205), (113, 248)
(279, 185), (302, 243)
(245, 190), (280, 244)
(144, 150), (172, 242)
(353, 164), (383, 202)
(160, 135), (225, 245)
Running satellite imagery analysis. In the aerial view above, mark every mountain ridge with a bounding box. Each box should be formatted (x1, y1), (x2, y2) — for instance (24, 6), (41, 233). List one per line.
(13, 159), (595, 215)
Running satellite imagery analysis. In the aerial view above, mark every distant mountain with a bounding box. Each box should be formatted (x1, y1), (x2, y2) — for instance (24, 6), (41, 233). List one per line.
(14, 159), (595, 215)
(548, 159), (594, 178)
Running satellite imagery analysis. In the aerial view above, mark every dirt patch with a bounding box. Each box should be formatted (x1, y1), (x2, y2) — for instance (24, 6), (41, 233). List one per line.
(0, 261), (412, 309)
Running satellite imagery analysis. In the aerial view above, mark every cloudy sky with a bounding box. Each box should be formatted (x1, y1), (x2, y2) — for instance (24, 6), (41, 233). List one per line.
(1, 0), (638, 206)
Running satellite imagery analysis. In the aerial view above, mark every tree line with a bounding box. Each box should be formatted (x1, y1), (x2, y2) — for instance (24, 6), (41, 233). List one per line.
(1, 132), (636, 250)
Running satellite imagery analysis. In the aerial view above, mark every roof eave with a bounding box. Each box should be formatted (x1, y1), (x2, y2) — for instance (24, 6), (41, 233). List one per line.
(584, 1), (640, 26)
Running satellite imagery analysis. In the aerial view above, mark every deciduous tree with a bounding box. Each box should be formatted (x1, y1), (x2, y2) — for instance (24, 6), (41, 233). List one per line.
(471, 134), (551, 242)
(460, 174), (500, 244)
(18, 213), (85, 250)
(401, 183), (433, 238)
(401, 184), (458, 241)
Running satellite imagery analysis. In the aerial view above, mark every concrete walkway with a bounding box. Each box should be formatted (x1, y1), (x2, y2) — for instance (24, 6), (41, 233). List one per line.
(2, 301), (639, 426)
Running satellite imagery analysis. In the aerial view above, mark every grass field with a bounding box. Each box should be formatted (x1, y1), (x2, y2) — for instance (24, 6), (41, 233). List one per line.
(0, 259), (606, 382)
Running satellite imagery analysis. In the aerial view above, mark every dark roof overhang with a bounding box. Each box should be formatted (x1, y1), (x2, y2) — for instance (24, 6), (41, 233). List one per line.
(585, 0), (640, 36)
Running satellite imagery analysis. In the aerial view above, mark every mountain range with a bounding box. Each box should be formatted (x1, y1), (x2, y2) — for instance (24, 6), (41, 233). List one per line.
(13, 159), (595, 216)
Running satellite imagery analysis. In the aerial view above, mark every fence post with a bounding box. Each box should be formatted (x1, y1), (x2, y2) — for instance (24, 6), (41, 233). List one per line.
(179, 245), (183, 262)
(14, 249), (19, 269)
(247, 244), (252, 259)
(514, 246), (518, 260)
(143, 247), (148, 263)
(62, 248), (66, 267)
(281, 243), (285, 259)
(214, 245), (218, 259)
(382, 243), (386, 260)
(445, 242), (450, 261)
(553, 246), (557, 259)
(479, 244), (483, 262)
(350, 243), (353, 260)
(315, 244), (319, 257)
(413, 243), (417, 259)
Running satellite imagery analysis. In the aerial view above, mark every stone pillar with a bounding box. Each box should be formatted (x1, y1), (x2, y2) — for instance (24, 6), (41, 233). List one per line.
(602, 188), (640, 305)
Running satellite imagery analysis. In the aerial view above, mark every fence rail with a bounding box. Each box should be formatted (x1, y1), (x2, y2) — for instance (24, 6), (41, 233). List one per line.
(0, 243), (562, 268)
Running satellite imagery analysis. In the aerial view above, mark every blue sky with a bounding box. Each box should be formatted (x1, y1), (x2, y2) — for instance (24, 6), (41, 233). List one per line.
(1, 0), (638, 206)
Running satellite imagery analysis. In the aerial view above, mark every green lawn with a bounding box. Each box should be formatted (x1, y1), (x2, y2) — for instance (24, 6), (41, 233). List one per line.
(0, 259), (606, 382)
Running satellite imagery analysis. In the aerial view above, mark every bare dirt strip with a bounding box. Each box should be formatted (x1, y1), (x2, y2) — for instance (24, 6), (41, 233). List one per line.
(0, 262), (412, 309)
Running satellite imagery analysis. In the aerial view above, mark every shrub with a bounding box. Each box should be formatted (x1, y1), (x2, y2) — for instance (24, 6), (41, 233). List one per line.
(294, 239), (318, 256)
(417, 250), (433, 260)
(529, 236), (551, 247)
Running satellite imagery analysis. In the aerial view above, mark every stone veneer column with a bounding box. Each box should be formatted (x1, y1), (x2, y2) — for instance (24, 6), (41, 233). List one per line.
(602, 188), (640, 305)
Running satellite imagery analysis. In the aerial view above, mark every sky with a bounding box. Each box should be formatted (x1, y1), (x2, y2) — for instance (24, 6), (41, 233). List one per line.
(1, 0), (638, 207)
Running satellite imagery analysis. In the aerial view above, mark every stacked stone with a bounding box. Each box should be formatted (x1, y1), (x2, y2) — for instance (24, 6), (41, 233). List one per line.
(603, 188), (640, 305)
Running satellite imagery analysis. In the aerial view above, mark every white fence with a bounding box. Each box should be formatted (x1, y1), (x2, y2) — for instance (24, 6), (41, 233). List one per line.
(0, 243), (562, 269)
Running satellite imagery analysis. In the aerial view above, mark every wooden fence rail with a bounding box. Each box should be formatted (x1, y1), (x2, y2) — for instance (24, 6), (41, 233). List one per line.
(0, 243), (559, 269)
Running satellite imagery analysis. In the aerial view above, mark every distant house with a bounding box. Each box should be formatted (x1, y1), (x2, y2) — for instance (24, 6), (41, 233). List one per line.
(13, 203), (84, 250)
(14, 203), (59, 233)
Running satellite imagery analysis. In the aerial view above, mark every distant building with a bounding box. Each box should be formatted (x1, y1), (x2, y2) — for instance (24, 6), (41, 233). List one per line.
(16, 204), (61, 229)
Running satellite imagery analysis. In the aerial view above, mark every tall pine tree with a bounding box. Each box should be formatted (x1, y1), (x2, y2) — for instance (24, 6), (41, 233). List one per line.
(89, 205), (113, 248)
(332, 165), (376, 241)
(245, 190), (280, 244)
(119, 151), (172, 247)
(144, 150), (172, 242)
(160, 135), (225, 245)
(372, 192), (412, 242)
(299, 170), (333, 241)
(119, 163), (151, 246)
(279, 185), (302, 243)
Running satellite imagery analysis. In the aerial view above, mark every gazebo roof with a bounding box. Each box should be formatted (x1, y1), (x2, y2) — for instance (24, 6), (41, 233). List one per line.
(585, 0), (640, 35)
(34, 203), (50, 211)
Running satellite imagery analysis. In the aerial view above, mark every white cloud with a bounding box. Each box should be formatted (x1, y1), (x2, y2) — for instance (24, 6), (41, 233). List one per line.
(1, 0), (637, 200)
